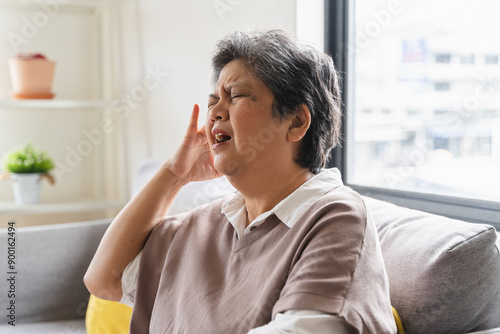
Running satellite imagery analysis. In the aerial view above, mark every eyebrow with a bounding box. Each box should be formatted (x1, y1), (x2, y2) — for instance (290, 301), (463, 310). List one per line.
(208, 82), (252, 99)
(225, 82), (252, 90)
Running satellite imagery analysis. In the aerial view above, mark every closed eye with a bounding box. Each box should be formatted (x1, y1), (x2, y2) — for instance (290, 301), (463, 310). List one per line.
(208, 92), (220, 109)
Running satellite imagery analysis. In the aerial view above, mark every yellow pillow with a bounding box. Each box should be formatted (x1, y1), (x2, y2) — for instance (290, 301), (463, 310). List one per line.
(392, 306), (404, 334)
(86, 294), (133, 333)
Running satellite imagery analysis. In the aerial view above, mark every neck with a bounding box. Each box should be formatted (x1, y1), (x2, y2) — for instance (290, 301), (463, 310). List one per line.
(227, 165), (314, 227)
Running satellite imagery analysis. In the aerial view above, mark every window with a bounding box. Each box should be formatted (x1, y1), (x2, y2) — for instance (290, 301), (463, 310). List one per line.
(325, 0), (500, 228)
(460, 54), (475, 64)
(433, 109), (449, 115)
(485, 55), (499, 65)
(434, 82), (450, 91)
(435, 53), (452, 63)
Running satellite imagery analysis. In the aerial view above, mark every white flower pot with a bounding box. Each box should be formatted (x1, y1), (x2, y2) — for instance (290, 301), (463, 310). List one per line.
(10, 173), (42, 204)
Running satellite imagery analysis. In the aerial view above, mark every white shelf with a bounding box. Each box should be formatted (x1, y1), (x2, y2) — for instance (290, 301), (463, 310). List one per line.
(0, 199), (125, 215)
(0, 99), (111, 110)
(0, 1), (127, 224)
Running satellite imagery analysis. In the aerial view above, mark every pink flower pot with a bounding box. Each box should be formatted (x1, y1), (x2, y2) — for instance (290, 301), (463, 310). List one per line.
(8, 58), (56, 99)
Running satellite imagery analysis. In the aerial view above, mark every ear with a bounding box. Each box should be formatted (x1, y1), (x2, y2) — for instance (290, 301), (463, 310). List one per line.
(287, 104), (311, 143)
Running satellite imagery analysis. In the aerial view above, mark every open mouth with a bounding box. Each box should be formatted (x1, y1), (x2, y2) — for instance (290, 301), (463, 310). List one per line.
(215, 133), (232, 143)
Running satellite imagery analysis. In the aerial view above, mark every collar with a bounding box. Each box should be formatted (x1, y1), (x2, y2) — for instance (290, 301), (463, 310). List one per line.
(221, 168), (344, 238)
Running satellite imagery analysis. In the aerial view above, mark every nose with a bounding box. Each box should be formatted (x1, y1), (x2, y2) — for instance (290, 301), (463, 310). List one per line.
(209, 101), (229, 123)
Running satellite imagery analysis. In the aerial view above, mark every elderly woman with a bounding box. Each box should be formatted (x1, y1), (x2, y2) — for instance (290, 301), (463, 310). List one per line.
(85, 30), (396, 333)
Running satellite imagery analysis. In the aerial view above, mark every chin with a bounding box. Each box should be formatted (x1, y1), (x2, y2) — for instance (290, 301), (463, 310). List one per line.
(214, 157), (243, 176)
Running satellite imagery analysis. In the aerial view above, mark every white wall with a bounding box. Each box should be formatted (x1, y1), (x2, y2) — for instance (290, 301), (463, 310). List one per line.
(0, 0), (327, 224)
(0, 1), (331, 225)
(118, 0), (297, 193)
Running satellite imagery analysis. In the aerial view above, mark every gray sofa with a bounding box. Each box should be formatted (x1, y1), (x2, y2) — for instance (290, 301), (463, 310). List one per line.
(0, 218), (111, 333)
(0, 173), (499, 333)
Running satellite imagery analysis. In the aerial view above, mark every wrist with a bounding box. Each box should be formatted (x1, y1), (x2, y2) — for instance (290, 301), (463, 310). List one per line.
(158, 161), (188, 190)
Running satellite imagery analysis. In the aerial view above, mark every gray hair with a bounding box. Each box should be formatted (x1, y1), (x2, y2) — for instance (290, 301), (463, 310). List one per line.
(211, 30), (342, 174)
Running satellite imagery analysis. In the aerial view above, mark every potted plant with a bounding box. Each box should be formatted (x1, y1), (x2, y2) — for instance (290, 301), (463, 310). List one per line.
(0, 143), (55, 204)
(8, 52), (56, 99)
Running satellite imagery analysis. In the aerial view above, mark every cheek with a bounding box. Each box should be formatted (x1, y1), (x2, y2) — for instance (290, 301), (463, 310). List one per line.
(234, 122), (286, 156)
(230, 102), (276, 141)
(232, 117), (261, 141)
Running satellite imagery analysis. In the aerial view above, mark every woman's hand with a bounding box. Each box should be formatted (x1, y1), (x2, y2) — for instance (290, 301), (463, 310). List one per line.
(165, 104), (222, 184)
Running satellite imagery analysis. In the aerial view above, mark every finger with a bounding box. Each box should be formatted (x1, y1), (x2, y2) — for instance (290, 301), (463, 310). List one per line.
(198, 124), (206, 135)
(185, 104), (200, 136)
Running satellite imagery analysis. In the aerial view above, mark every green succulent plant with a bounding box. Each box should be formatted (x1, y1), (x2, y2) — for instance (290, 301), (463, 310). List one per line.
(1, 142), (54, 174)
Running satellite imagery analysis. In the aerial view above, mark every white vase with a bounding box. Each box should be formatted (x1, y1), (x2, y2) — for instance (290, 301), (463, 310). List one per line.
(10, 173), (42, 204)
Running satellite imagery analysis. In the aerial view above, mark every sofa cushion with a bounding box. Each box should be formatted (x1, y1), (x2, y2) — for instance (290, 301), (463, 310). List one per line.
(0, 319), (86, 333)
(363, 196), (500, 333)
(0, 219), (111, 324)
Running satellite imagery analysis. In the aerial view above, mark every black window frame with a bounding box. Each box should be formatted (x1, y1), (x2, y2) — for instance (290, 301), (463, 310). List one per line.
(324, 0), (500, 230)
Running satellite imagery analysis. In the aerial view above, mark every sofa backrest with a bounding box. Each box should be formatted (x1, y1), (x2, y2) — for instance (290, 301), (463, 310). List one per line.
(0, 219), (111, 324)
(363, 196), (500, 334)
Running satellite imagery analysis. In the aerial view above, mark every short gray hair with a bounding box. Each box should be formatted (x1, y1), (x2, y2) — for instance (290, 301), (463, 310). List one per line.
(211, 30), (342, 174)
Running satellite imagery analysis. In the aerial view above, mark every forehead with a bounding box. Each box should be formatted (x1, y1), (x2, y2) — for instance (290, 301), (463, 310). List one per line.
(214, 60), (259, 90)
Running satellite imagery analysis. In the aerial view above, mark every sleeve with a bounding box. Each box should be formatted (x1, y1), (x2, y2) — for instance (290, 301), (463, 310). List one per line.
(119, 250), (143, 307)
(119, 211), (190, 308)
(271, 192), (396, 333)
(247, 310), (356, 334)
(272, 194), (368, 317)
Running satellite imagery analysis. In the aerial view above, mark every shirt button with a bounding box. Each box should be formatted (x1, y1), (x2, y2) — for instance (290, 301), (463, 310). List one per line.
(250, 226), (257, 231)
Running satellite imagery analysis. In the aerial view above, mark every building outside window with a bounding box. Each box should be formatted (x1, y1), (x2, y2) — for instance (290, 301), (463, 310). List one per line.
(460, 54), (476, 64)
(435, 53), (452, 63)
(434, 82), (451, 91)
(485, 55), (499, 65)
(344, 0), (500, 209)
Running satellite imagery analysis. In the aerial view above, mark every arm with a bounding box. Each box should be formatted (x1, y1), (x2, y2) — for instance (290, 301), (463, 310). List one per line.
(84, 104), (221, 301)
(248, 310), (356, 334)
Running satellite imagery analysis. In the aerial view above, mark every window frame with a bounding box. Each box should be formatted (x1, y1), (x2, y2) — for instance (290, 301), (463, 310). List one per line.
(324, 0), (500, 230)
